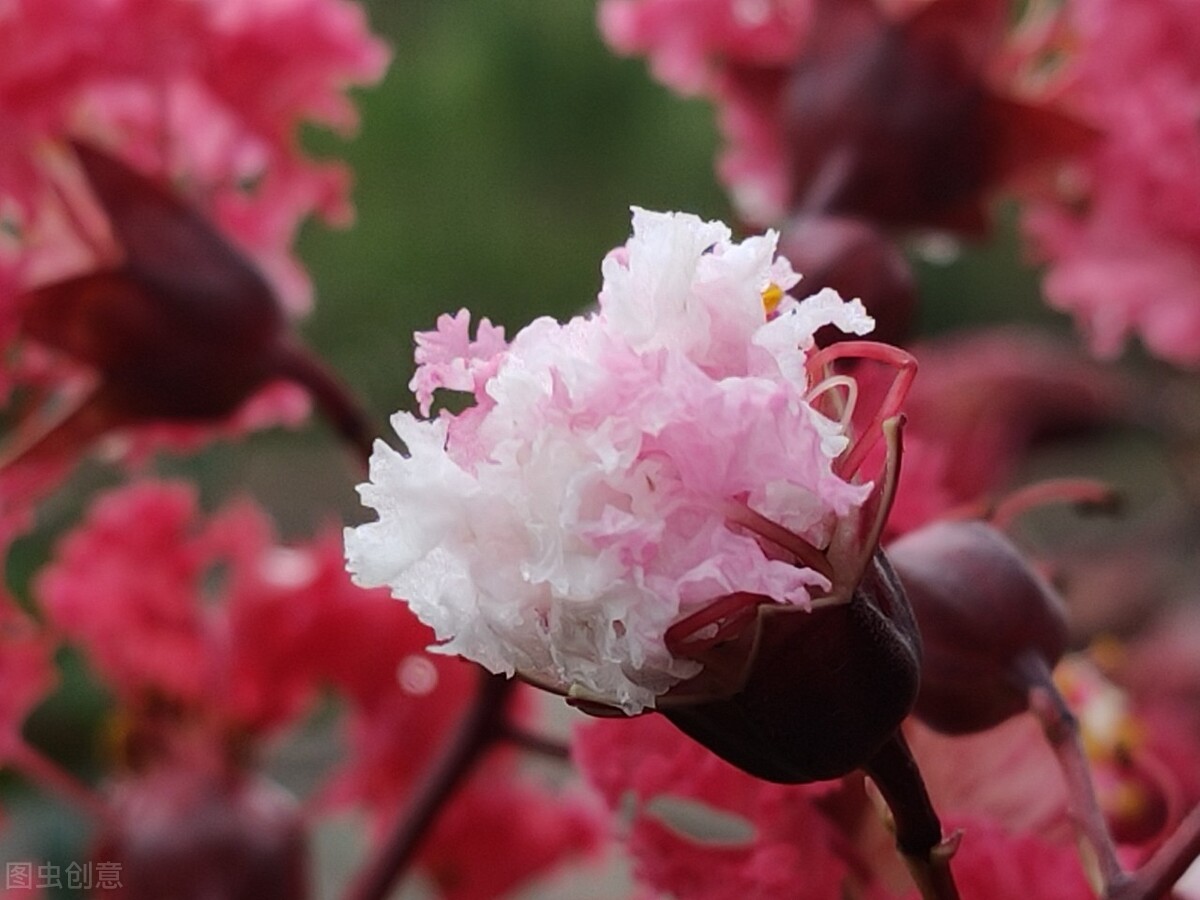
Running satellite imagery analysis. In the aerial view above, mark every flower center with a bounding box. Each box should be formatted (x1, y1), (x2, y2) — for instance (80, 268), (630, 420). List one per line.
(760, 282), (784, 317)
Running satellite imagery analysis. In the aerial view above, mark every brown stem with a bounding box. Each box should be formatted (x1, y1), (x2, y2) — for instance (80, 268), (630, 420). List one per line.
(1106, 802), (1200, 900)
(341, 670), (514, 900)
(499, 726), (571, 761)
(862, 732), (961, 900)
(1024, 656), (1126, 889)
(274, 340), (377, 468)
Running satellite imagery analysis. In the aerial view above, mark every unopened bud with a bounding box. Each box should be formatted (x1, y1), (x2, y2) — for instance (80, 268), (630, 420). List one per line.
(92, 767), (308, 899)
(661, 550), (921, 783)
(887, 520), (1069, 734)
(21, 142), (286, 422)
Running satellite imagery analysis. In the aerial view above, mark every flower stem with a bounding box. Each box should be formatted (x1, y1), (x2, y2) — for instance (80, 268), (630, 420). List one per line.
(1024, 658), (1126, 889)
(275, 340), (377, 468)
(987, 478), (1121, 532)
(341, 670), (514, 900)
(499, 726), (571, 761)
(862, 732), (961, 900)
(1106, 802), (1200, 900)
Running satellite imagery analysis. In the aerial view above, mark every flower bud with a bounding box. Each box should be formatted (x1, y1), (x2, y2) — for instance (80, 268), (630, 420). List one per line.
(20, 142), (287, 422)
(91, 766), (308, 900)
(6, 142), (372, 476)
(773, 0), (1093, 234)
(660, 549), (921, 783)
(887, 520), (1069, 735)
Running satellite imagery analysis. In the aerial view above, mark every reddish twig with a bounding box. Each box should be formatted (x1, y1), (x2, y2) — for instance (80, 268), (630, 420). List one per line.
(342, 670), (515, 900)
(863, 732), (961, 900)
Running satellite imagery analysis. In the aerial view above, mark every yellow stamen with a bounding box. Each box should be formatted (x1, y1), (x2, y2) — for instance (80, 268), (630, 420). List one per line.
(761, 283), (784, 316)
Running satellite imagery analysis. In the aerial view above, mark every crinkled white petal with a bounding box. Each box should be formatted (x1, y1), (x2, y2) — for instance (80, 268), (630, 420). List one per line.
(346, 208), (879, 714)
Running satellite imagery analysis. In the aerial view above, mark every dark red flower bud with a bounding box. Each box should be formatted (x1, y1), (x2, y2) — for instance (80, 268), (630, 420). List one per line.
(776, 214), (916, 347)
(4, 142), (371, 481)
(21, 142), (288, 423)
(659, 549), (921, 783)
(887, 519), (1070, 735)
(92, 767), (308, 900)
(758, 0), (1094, 234)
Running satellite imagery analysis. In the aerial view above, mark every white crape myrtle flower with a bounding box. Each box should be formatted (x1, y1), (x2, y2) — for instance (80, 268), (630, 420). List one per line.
(345, 208), (878, 714)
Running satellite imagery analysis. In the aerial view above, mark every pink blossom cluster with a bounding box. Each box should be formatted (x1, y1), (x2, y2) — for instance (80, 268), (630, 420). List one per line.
(1018, 0), (1200, 363)
(0, 0), (388, 536)
(0, 0), (389, 318)
(347, 207), (877, 713)
(598, 0), (1034, 228)
(2, 480), (598, 897)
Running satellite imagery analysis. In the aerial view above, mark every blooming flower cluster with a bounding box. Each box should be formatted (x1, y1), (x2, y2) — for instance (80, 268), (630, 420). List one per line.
(3, 480), (598, 897)
(1018, 0), (1200, 363)
(347, 207), (878, 714)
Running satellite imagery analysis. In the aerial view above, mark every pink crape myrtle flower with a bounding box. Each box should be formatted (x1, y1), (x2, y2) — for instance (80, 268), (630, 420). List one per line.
(415, 766), (604, 900)
(598, 0), (814, 95)
(35, 479), (394, 732)
(597, 0), (928, 95)
(346, 207), (880, 714)
(1017, 0), (1200, 364)
(36, 481), (217, 706)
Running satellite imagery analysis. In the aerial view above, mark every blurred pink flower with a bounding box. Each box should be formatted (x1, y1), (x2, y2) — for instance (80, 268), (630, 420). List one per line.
(347, 207), (880, 714)
(37, 481), (214, 706)
(600, 0), (1090, 229)
(573, 714), (857, 899)
(598, 0), (813, 94)
(0, 0), (389, 312)
(574, 646), (1200, 897)
(574, 705), (1094, 898)
(417, 769), (603, 900)
(0, 0), (386, 529)
(909, 816), (1094, 900)
(861, 328), (1127, 537)
(35, 480), (374, 732)
(35, 479), (599, 897)
(1018, 0), (1200, 364)
(0, 594), (57, 762)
